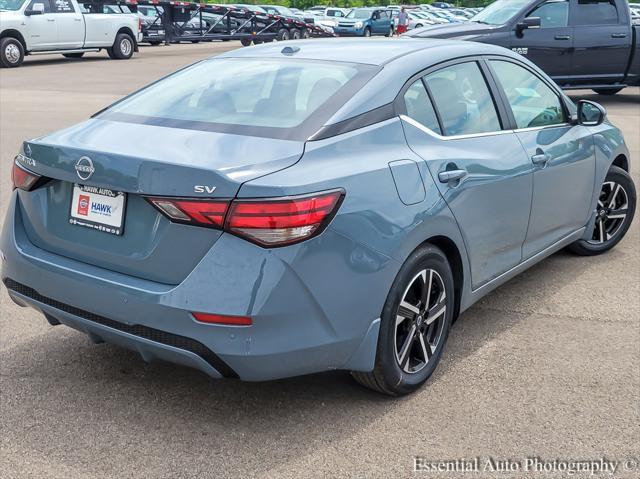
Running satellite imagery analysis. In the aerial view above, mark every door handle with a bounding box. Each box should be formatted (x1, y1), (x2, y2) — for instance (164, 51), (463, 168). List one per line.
(47, 18), (55, 22)
(554, 35), (571, 40)
(74, 18), (82, 21)
(531, 153), (550, 165)
(611, 33), (626, 38)
(438, 169), (467, 183)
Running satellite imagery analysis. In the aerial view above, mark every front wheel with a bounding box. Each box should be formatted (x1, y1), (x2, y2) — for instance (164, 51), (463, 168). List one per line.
(593, 87), (623, 96)
(108, 33), (134, 60)
(568, 165), (636, 256)
(363, 27), (371, 37)
(351, 245), (455, 396)
(0, 37), (24, 68)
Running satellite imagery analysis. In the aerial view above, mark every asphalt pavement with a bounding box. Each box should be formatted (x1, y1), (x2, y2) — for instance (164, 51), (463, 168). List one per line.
(0, 43), (638, 478)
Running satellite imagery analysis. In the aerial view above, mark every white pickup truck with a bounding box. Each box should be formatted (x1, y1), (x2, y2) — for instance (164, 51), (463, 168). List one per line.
(0, 0), (141, 67)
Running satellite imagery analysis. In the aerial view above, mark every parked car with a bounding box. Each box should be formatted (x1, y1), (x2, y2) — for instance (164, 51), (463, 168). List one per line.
(0, 0), (141, 67)
(334, 7), (393, 37)
(432, 2), (453, 8)
(407, 0), (640, 94)
(3, 39), (635, 395)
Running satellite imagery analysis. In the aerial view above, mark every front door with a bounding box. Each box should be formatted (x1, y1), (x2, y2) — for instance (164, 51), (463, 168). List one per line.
(510, 0), (573, 82)
(488, 59), (595, 258)
(400, 60), (534, 289)
(23, 0), (58, 51)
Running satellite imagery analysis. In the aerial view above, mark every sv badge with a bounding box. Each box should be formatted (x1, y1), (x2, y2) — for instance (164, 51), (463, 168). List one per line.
(194, 185), (217, 194)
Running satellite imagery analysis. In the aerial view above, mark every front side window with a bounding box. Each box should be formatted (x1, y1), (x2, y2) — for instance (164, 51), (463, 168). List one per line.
(573, 0), (618, 25)
(490, 60), (566, 128)
(0, 0), (27, 10)
(102, 58), (375, 139)
(424, 62), (501, 136)
(528, 0), (568, 27)
(403, 79), (442, 135)
(27, 0), (51, 12)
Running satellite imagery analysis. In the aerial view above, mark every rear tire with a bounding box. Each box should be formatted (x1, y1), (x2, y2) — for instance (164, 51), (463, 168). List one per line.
(276, 28), (290, 41)
(108, 33), (134, 60)
(351, 244), (455, 396)
(0, 37), (24, 68)
(290, 28), (301, 40)
(385, 26), (394, 37)
(240, 38), (252, 47)
(593, 87), (623, 95)
(63, 52), (84, 59)
(301, 28), (310, 39)
(568, 166), (636, 256)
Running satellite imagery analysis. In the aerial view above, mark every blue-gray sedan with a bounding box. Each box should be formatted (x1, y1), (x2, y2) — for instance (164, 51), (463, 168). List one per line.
(2, 39), (635, 395)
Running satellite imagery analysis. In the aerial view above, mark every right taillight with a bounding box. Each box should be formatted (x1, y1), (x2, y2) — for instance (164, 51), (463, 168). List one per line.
(226, 190), (344, 247)
(145, 189), (344, 247)
(12, 160), (41, 191)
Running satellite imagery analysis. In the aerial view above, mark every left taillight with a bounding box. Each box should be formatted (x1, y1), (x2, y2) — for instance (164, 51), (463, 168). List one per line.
(12, 159), (41, 191)
(145, 189), (344, 247)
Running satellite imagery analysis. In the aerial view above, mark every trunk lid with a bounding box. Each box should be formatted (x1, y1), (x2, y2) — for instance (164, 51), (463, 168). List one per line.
(17, 119), (303, 285)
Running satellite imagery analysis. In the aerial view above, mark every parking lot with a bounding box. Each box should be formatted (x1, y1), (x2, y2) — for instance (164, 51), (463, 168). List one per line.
(0, 44), (639, 478)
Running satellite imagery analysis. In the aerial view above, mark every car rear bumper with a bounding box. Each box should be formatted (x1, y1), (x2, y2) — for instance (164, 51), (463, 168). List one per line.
(1, 193), (390, 381)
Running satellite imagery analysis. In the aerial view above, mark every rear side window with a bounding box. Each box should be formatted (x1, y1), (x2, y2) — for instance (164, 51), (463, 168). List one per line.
(424, 62), (501, 136)
(573, 0), (618, 25)
(52, 0), (74, 12)
(490, 60), (566, 128)
(528, 0), (569, 28)
(403, 79), (442, 135)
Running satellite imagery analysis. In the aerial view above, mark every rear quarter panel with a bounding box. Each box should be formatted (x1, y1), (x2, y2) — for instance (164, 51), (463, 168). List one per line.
(239, 118), (470, 337)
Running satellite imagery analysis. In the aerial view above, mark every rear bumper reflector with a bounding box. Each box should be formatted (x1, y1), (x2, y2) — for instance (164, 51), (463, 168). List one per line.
(3, 278), (238, 379)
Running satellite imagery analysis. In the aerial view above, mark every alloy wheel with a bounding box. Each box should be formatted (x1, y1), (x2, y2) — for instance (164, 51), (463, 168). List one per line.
(589, 180), (629, 244)
(394, 269), (447, 374)
(5, 44), (20, 64)
(120, 38), (132, 56)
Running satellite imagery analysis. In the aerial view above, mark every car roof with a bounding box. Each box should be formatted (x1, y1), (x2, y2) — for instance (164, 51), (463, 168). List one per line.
(216, 38), (532, 127)
(217, 37), (507, 67)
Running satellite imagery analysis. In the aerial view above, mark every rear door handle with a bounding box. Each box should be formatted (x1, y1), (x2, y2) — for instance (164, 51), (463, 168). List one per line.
(438, 169), (467, 183)
(47, 18), (55, 22)
(611, 33), (627, 38)
(554, 35), (571, 40)
(531, 153), (550, 165)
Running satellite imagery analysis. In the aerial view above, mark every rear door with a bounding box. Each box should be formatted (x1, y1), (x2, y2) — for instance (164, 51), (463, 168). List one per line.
(51, 0), (84, 48)
(23, 0), (58, 51)
(487, 58), (595, 258)
(510, 0), (573, 81)
(400, 60), (534, 289)
(570, 0), (631, 82)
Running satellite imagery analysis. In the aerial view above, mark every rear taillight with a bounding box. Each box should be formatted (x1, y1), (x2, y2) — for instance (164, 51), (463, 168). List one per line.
(12, 160), (41, 191)
(145, 189), (344, 247)
(226, 190), (344, 247)
(146, 198), (229, 228)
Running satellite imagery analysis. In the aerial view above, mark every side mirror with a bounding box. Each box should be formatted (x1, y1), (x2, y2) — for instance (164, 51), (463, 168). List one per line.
(25, 3), (45, 15)
(577, 100), (606, 126)
(516, 16), (541, 32)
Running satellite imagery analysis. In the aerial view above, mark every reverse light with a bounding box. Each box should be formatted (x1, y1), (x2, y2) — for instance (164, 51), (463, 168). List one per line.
(192, 312), (252, 326)
(145, 189), (344, 247)
(11, 160), (41, 191)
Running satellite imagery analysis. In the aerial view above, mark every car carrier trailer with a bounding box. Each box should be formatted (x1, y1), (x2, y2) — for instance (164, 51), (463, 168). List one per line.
(88, 0), (335, 45)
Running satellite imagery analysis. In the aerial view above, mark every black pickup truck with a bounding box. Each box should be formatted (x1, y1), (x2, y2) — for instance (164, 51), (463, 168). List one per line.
(407, 0), (639, 95)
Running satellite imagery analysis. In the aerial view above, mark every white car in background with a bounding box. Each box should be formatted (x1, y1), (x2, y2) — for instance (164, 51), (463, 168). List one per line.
(0, 0), (141, 67)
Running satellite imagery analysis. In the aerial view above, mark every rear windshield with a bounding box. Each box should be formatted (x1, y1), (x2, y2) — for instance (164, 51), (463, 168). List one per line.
(101, 58), (376, 140)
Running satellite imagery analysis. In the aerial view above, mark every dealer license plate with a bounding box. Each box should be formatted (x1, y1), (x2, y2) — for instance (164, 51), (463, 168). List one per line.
(69, 184), (126, 236)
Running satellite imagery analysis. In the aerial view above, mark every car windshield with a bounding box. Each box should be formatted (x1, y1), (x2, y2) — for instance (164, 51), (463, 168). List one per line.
(102, 58), (376, 140)
(0, 0), (25, 10)
(472, 0), (528, 25)
(346, 9), (372, 19)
